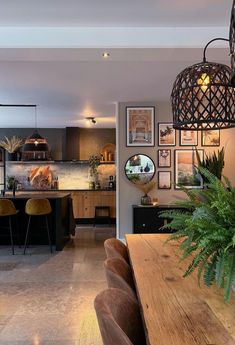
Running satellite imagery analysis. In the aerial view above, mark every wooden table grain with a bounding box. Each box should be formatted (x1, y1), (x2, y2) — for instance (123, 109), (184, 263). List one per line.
(126, 234), (235, 345)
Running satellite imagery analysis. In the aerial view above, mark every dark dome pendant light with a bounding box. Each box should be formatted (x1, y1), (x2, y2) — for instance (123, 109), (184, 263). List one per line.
(171, 1), (235, 131)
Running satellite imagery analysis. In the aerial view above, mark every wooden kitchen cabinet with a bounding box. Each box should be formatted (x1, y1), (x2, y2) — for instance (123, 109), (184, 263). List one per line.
(71, 191), (85, 218)
(71, 190), (116, 219)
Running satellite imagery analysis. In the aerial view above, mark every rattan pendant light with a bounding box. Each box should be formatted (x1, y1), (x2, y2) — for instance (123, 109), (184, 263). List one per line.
(22, 105), (49, 159)
(171, 1), (235, 130)
(230, 0), (235, 85)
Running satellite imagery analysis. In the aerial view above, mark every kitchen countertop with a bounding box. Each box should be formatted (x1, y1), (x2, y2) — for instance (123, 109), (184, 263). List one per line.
(3, 192), (71, 199)
(5, 189), (116, 192)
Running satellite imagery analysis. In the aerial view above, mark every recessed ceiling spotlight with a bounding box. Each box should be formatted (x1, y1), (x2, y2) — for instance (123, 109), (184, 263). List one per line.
(86, 116), (97, 124)
(102, 52), (110, 59)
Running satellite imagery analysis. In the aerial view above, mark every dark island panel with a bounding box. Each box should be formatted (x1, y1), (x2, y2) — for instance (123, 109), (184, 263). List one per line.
(0, 192), (74, 251)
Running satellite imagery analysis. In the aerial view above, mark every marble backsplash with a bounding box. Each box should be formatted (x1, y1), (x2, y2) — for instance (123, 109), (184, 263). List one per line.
(6, 162), (116, 190)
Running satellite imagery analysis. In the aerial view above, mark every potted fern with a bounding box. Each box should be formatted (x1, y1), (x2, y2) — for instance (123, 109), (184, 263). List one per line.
(160, 167), (235, 301)
(0, 136), (23, 161)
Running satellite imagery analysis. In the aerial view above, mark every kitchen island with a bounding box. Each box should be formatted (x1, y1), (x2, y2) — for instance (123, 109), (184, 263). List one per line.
(0, 192), (74, 251)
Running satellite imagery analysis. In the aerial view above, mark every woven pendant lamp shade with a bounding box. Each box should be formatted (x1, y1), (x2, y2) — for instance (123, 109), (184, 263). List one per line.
(171, 61), (235, 130)
(230, 0), (235, 85)
(22, 130), (49, 160)
(22, 130), (49, 152)
(171, 0), (235, 130)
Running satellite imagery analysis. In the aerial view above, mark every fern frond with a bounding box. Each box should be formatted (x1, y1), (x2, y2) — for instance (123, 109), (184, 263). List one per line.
(215, 253), (225, 288)
(203, 254), (217, 287)
(224, 252), (235, 301)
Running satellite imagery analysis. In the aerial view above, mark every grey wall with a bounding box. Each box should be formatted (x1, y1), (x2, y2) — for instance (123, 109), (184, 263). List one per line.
(117, 101), (235, 239)
(0, 127), (116, 161)
(0, 128), (66, 160)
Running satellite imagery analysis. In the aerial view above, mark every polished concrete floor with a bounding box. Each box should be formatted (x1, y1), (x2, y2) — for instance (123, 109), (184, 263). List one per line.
(0, 225), (115, 345)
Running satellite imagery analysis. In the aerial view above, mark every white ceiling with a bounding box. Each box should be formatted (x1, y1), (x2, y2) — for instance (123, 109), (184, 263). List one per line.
(0, 0), (231, 27)
(0, 0), (232, 128)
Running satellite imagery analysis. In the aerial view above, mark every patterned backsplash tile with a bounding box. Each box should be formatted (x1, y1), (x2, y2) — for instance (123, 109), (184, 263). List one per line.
(6, 162), (116, 190)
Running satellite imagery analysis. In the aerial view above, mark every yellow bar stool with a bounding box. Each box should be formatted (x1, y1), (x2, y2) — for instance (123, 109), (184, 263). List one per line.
(0, 199), (20, 255)
(24, 198), (53, 254)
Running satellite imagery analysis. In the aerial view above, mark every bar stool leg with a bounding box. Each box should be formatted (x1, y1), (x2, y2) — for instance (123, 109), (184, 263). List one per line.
(15, 215), (21, 248)
(45, 215), (52, 253)
(9, 216), (14, 255)
(23, 215), (31, 255)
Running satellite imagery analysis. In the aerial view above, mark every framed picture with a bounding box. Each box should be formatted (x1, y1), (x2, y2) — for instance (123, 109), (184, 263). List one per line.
(158, 149), (171, 167)
(175, 149), (204, 189)
(158, 171), (171, 189)
(126, 107), (155, 146)
(180, 130), (198, 146)
(158, 122), (176, 146)
(201, 130), (220, 146)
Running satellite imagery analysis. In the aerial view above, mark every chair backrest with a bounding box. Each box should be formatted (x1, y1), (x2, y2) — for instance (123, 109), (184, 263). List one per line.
(0, 199), (17, 216)
(94, 288), (146, 345)
(104, 238), (129, 263)
(104, 257), (136, 300)
(25, 198), (52, 216)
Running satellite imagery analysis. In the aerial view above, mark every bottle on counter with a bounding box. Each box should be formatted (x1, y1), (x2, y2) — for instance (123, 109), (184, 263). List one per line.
(95, 181), (101, 190)
(108, 175), (115, 190)
(52, 176), (59, 190)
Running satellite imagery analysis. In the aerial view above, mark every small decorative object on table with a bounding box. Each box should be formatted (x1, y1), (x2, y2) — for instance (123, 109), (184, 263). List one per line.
(0, 136), (23, 161)
(135, 180), (156, 205)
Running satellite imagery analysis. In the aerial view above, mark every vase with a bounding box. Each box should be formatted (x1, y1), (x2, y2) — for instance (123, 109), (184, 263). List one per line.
(144, 163), (150, 172)
(141, 194), (152, 205)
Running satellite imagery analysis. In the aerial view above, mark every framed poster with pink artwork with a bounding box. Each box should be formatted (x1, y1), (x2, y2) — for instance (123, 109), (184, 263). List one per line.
(175, 149), (204, 189)
(158, 171), (171, 189)
(126, 107), (155, 146)
(158, 123), (176, 146)
(180, 130), (198, 146)
(201, 130), (220, 146)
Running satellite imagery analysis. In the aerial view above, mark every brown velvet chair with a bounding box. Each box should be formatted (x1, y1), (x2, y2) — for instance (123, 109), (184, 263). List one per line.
(104, 238), (129, 263)
(104, 257), (136, 300)
(94, 288), (146, 345)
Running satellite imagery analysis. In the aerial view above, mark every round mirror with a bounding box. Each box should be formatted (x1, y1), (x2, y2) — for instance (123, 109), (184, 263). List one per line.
(124, 154), (155, 185)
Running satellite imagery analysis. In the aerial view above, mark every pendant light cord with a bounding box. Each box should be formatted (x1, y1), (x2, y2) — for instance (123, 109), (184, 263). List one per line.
(35, 105), (37, 130)
(203, 37), (230, 62)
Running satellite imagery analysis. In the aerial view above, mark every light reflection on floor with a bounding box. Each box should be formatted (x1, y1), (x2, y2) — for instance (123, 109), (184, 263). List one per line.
(0, 225), (115, 345)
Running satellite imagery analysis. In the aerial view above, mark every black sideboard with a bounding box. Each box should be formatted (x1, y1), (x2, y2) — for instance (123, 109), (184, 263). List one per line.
(133, 204), (183, 234)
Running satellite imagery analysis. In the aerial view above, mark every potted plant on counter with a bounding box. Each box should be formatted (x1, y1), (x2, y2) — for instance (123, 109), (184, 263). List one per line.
(88, 155), (101, 189)
(160, 167), (235, 301)
(0, 136), (23, 161)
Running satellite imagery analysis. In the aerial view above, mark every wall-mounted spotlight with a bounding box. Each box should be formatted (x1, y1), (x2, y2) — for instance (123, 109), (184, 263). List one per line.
(86, 116), (97, 124)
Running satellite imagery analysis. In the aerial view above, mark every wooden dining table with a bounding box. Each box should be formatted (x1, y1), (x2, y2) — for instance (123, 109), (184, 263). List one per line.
(126, 234), (235, 345)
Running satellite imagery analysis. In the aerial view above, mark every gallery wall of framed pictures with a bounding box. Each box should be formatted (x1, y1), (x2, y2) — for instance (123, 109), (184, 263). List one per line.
(125, 106), (223, 192)
(156, 124), (221, 190)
